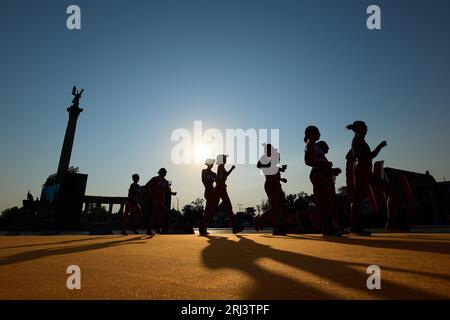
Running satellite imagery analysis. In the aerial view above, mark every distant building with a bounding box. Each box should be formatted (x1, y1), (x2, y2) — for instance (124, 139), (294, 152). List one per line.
(384, 168), (444, 225)
(337, 164), (449, 227)
(437, 181), (450, 221)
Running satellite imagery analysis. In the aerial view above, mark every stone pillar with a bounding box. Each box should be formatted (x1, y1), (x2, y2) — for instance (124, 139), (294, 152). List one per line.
(57, 105), (83, 177)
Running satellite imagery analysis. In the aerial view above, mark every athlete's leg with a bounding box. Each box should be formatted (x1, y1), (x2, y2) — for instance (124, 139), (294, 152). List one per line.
(348, 166), (373, 236)
(311, 174), (331, 234)
(217, 188), (235, 226)
(351, 168), (370, 229)
(148, 199), (163, 228)
(327, 181), (341, 231)
(278, 188), (289, 228)
(346, 160), (355, 206)
(132, 204), (142, 232)
(156, 202), (168, 228)
(202, 190), (219, 227)
(369, 175), (398, 228)
(121, 201), (133, 230)
(265, 183), (279, 228)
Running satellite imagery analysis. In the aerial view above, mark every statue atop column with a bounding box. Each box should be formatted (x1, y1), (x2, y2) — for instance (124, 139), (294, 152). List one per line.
(58, 85), (85, 177)
(71, 86), (84, 109)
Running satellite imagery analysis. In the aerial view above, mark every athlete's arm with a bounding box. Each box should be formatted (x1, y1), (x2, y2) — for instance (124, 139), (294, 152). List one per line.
(331, 168), (342, 176)
(371, 141), (387, 159)
(257, 160), (271, 168)
(201, 170), (207, 185)
(226, 165), (236, 177)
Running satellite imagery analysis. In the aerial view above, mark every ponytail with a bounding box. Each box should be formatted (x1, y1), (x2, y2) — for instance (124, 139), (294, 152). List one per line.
(347, 121), (366, 133)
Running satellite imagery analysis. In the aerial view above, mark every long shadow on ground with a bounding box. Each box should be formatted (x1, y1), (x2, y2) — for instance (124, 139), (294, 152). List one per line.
(0, 236), (150, 266)
(0, 236), (114, 251)
(280, 234), (450, 256)
(201, 235), (449, 299)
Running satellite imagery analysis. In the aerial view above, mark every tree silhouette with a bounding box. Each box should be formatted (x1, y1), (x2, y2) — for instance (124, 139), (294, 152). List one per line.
(182, 198), (204, 227)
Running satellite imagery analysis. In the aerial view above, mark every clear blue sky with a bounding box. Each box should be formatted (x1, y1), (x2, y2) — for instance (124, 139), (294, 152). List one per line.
(1, 0), (449, 212)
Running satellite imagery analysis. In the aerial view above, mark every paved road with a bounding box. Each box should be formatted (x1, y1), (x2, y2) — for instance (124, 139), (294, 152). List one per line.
(0, 233), (449, 299)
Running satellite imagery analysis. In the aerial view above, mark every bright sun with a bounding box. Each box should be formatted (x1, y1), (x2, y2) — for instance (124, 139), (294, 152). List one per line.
(194, 143), (212, 162)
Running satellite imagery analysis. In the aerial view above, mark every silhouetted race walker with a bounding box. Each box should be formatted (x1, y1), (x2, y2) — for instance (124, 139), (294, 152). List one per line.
(316, 141), (345, 234)
(146, 168), (177, 235)
(256, 144), (288, 235)
(199, 158), (218, 236)
(121, 174), (142, 235)
(215, 154), (244, 234)
(346, 121), (398, 236)
(304, 126), (343, 237)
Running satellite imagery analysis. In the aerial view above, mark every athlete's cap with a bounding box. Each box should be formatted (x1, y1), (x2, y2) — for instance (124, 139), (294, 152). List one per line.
(205, 158), (215, 166)
(158, 168), (167, 175)
(216, 154), (228, 164)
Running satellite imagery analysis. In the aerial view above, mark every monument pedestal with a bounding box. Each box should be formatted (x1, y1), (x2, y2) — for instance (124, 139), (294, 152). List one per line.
(40, 172), (87, 231)
(39, 87), (87, 231)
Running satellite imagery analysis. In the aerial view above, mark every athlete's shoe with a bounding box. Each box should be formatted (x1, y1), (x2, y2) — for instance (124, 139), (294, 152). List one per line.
(232, 225), (244, 234)
(323, 229), (343, 237)
(199, 224), (209, 236)
(272, 225), (287, 236)
(154, 227), (162, 234)
(121, 230), (128, 236)
(133, 230), (139, 234)
(385, 224), (410, 233)
(348, 227), (372, 236)
(146, 229), (154, 236)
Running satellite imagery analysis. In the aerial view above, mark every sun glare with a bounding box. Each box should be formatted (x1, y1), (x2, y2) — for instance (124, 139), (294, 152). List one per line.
(194, 143), (212, 163)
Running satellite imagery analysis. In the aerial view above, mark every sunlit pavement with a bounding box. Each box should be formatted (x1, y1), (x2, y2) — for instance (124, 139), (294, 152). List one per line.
(0, 232), (449, 299)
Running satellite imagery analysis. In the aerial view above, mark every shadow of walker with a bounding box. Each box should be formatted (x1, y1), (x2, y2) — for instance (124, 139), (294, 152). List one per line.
(201, 235), (447, 299)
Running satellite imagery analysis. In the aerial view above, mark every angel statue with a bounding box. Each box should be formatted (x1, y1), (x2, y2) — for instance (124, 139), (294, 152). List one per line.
(71, 86), (84, 108)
